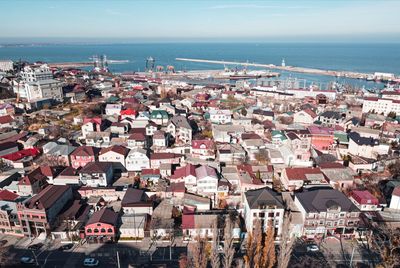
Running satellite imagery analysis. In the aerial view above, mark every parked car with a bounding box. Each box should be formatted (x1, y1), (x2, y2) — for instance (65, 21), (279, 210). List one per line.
(59, 243), (74, 251)
(306, 244), (319, 252)
(28, 243), (43, 251)
(83, 258), (99, 267)
(20, 257), (35, 264)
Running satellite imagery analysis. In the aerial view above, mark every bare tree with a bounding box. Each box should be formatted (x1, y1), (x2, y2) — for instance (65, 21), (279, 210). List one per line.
(369, 223), (400, 267)
(188, 236), (209, 268)
(277, 213), (295, 268)
(261, 225), (276, 268)
(210, 221), (220, 268)
(244, 219), (262, 268)
(222, 216), (235, 268)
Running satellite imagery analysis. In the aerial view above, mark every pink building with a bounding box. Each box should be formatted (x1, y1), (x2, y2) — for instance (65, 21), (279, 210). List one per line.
(308, 126), (335, 152)
(70, 146), (99, 169)
(85, 207), (118, 243)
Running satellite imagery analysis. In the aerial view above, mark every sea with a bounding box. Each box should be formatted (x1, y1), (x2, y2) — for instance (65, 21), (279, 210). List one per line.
(1, 42), (399, 89)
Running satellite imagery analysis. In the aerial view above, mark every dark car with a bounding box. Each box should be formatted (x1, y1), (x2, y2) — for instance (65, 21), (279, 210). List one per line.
(0, 240), (7, 247)
(28, 243), (43, 251)
(59, 243), (74, 251)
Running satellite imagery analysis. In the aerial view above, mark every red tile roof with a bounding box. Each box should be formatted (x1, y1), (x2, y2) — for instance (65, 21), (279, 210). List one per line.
(86, 207), (118, 226)
(1, 148), (40, 161)
(284, 167), (323, 181)
(191, 139), (214, 150)
(99, 145), (129, 156)
(70, 146), (98, 157)
(141, 169), (160, 176)
(0, 115), (13, 124)
(25, 185), (71, 210)
(351, 190), (379, 205)
(0, 189), (19, 201)
(171, 164), (196, 180)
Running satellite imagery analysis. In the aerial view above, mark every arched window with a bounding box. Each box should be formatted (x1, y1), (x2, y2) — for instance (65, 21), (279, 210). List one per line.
(94, 229), (99, 233)
(101, 228), (106, 233)
(87, 229), (92, 233)
(107, 228), (113, 233)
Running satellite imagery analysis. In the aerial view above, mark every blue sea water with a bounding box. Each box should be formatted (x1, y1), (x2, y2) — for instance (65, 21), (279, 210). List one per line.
(0, 43), (399, 88)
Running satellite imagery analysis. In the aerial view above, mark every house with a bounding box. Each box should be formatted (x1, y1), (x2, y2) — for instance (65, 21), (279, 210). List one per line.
(121, 188), (153, 215)
(191, 139), (215, 160)
(208, 109), (232, 125)
(349, 190), (380, 211)
(17, 167), (51, 196)
(146, 122), (158, 136)
(0, 190), (26, 236)
(318, 111), (345, 126)
(0, 115), (15, 128)
(150, 200), (174, 239)
(17, 185), (73, 236)
(126, 148), (150, 172)
(150, 110), (169, 126)
(81, 117), (105, 138)
(99, 145), (129, 172)
(140, 169), (161, 184)
(110, 122), (128, 135)
(70, 146), (99, 169)
(293, 109), (318, 125)
(308, 126), (335, 153)
(150, 153), (182, 169)
(167, 115), (193, 144)
(85, 132), (111, 148)
(182, 213), (218, 240)
(127, 132), (146, 149)
(105, 104), (122, 116)
(85, 207), (118, 243)
(79, 162), (114, 187)
(244, 187), (285, 237)
(280, 167), (327, 191)
(44, 143), (76, 166)
(152, 130), (168, 148)
(212, 125), (245, 143)
(319, 162), (355, 190)
(252, 109), (274, 121)
(120, 214), (147, 239)
(348, 132), (389, 159)
(53, 167), (80, 185)
(389, 186), (400, 210)
(294, 189), (360, 239)
(0, 142), (19, 157)
(171, 164), (197, 190)
(195, 165), (218, 194)
(217, 143), (246, 164)
(284, 130), (312, 163)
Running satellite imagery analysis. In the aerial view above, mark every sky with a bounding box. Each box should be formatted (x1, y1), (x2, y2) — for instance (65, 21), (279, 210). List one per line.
(1, 0), (400, 43)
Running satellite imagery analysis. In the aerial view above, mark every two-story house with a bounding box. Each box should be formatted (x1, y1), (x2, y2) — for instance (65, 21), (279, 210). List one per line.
(126, 148), (150, 172)
(99, 145), (129, 172)
(167, 115), (194, 144)
(78, 162), (114, 187)
(70, 146), (100, 169)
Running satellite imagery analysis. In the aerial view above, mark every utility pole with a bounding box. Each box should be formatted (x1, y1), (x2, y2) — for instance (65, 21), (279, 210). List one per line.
(349, 245), (356, 267)
(116, 250), (120, 268)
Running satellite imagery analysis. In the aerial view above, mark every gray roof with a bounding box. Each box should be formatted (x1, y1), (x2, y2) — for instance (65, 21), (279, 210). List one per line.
(295, 189), (359, 213)
(245, 187), (284, 209)
(170, 115), (192, 129)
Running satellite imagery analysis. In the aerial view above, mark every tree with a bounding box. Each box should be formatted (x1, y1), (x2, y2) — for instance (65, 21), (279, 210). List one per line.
(179, 253), (189, 268)
(277, 213), (295, 268)
(188, 236), (209, 268)
(210, 220), (220, 268)
(222, 216), (235, 268)
(261, 225), (276, 268)
(369, 223), (400, 267)
(388, 160), (400, 179)
(241, 107), (248, 117)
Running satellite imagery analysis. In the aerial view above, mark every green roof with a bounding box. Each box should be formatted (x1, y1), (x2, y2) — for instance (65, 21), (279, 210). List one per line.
(150, 110), (169, 118)
(334, 132), (349, 143)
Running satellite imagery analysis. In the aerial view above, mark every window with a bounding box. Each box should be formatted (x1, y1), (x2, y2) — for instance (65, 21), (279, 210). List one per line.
(101, 228), (106, 233)
(108, 228), (113, 233)
(94, 229), (99, 233)
(87, 229), (92, 233)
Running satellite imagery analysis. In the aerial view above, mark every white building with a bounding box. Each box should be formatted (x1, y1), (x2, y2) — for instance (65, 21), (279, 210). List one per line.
(0, 60), (13, 72)
(105, 104), (122, 116)
(209, 109), (232, 125)
(243, 187), (285, 237)
(195, 165), (218, 194)
(20, 64), (53, 82)
(126, 148), (150, 172)
(362, 97), (400, 116)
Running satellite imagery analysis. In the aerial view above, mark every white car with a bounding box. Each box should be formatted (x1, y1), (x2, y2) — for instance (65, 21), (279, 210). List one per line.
(20, 257), (35, 264)
(306, 244), (319, 252)
(83, 258), (99, 267)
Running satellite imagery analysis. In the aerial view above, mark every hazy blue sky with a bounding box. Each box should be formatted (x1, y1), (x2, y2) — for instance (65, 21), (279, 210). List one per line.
(1, 0), (400, 42)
